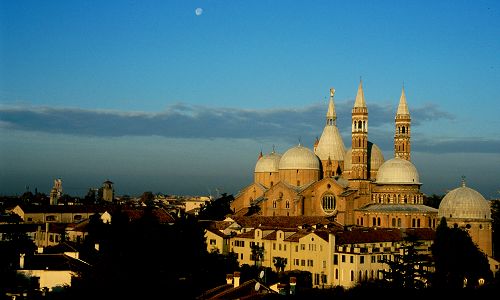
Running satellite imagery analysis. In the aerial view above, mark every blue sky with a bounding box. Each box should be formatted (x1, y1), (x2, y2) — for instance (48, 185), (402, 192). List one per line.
(1, 0), (499, 199)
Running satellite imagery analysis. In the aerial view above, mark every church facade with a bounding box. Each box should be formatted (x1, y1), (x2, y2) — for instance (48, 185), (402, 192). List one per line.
(231, 82), (438, 229)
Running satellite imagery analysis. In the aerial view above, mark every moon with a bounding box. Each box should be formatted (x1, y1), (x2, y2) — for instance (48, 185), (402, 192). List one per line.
(195, 8), (203, 16)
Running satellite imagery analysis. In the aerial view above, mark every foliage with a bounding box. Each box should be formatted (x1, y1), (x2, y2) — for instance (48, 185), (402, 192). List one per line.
(250, 244), (264, 266)
(491, 199), (500, 260)
(431, 217), (492, 288)
(198, 193), (234, 221)
(273, 256), (287, 273)
(423, 194), (444, 209)
(379, 238), (433, 289)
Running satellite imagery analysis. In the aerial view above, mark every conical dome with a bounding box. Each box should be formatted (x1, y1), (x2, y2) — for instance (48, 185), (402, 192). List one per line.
(315, 126), (346, 162)
(438, 183), (491, 220)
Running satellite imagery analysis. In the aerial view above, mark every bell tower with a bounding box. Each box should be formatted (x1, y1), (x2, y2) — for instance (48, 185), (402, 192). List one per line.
(351, 80), (368, 180)
(394, 87), (411, 161)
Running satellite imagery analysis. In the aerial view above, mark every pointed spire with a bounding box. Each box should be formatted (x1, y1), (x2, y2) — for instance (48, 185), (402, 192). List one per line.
(461, 176), (466, 187)
(396, 86), (410, 115)
(354, 79), (367, 108)
(326, 88), (337, 125)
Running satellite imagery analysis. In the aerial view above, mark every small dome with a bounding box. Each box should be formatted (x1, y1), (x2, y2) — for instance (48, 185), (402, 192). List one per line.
(344, 142), (385, 172)
(438, 183), (491, 220)
(279, 145), (320, 170)
(376, 157), (420, 184)
(254, 152), (282, 173)
(314, 126), (346, 162)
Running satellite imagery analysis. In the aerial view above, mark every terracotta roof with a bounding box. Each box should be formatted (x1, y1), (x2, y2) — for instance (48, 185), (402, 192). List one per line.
(284, 231), (310, 242)
(402, 228), (435, 241)
(232, 216), (341, 230)
(20, 253), (91, 271)
(335, 228), (403, 245)
(206, 227), (230, 238)
(199, 279), (276, 300)
(115, 207), (175, 224)
(15, 204), (111, 214)
(235, 229), (256, 239)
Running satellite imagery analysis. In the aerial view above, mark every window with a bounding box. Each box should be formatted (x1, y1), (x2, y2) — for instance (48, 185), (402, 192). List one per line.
(301, 244), (305, 250)
(210, 239), (216, 245)
(341, 255), (345, 263)
(273, 201), (277, 208)
(46, 215), (56, 222)
(335, 269), (338, 279)
(74, 214), (83, 221)
(321, 193), (336, 213)
(307, 260), (314, 267)
(334, 254), (338, 265)
(295, 245), (299, 252)
(351, 270), (354, 281)
(371, 256), (376, 263)
(240, 253), (243, 260)
(279, 244), (281, 251)
(294, 259), (299, 266)
(286, 201), (290, 208)
(360, 256), (364, 264)
(301, 260), (305, 266)
(27, 218), (33, 222)
(273, 243), (276, 250)
(323, 260), (326, 268)
(350, 256), (354, 263)
(284, 245), (287, 251)
(391, 218), (396, 227)
(314, 274), (320, 285)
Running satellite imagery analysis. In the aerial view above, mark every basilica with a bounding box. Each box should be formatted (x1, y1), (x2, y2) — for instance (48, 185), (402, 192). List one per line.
(231, 82), (438, 229)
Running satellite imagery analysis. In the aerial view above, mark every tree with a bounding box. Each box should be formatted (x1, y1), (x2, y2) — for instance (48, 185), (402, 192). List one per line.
(431, 217), (492, 288)
(250, 244), (264, 266)
(379, 238), (433, 289)
(198, 193), (234, 221)
(491, 199), (500, 260)
(273, 256), (287, 273)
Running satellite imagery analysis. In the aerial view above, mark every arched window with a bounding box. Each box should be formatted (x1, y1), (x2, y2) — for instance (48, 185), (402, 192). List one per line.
(402, 126), (406, 134)
(358, 121), (362, 129)
(322, 194), (336, 213)
(391, 218), (396, 227)
(377, 217), (381, 226)
(286, 201), (290, 209)
(417, 219), (421, 228)
(273, 201), (277, 208)
(372, 217), (376, 226)
(397, 218), (401, 227)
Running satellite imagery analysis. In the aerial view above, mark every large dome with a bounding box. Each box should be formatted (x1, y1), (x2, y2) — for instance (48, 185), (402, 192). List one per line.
(344, 142), (385, 172)
(279, 145), (320, 170)
(376, 157), (420, 184)
(438, 184), (491, 220)
(314, 126), (346, 161)
(254, 152), (282, 173)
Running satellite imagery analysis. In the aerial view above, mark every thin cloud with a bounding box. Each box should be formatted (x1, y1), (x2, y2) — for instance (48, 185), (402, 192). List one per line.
(1, 101), (480, 154)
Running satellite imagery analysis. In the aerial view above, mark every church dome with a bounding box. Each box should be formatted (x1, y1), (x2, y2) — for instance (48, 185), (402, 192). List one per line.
(438, 183), (491, 220)
(279, 145), (320, 170)
(376, 157), (420, 184)
(344, 142), (385, 172)
(314, 126), (346, 162)
(254, 152), (282, 173)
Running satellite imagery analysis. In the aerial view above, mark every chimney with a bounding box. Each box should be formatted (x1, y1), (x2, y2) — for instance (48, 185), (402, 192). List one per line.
(289, 277), (297, 295)
(19, 253), (25, 269)
(226, 274), (233, 285)
(233, 271), (241, 288)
